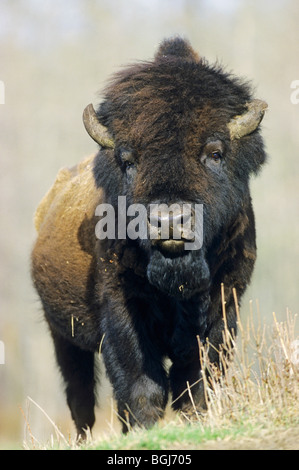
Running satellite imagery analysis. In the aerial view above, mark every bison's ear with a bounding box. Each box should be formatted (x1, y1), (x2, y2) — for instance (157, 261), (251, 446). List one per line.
(155, 37), (200, 62)
(83, 104), (115, 149)
(228, 99), (268, 140)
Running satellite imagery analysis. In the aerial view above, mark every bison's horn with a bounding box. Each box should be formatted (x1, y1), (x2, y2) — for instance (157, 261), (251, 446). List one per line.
(228, 99), (268, 140)
(83, 104), (115, 149)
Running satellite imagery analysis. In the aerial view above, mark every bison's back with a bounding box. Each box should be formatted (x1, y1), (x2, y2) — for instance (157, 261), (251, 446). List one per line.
(31, 154), (104, 348)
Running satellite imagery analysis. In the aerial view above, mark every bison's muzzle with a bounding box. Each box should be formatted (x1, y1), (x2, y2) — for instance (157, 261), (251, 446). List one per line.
(148, 202), (197, 253)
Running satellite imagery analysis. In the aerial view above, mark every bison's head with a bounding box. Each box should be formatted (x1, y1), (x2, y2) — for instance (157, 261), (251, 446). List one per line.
(84, 38), (267, 300)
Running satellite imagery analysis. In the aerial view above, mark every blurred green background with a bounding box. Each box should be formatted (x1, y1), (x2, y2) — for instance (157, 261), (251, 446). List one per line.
(0, 0), (298, 449)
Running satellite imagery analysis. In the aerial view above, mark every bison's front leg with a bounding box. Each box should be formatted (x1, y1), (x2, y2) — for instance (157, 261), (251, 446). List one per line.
(170, 295), (238, 416)
(169, 292), (210, 415)
(100, 300), (169, 432)
(170, 360), (206, 415)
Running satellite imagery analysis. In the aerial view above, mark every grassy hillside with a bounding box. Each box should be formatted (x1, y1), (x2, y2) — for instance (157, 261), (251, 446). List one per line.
(87, 421), (299, 451)
(24, 297), (299, 451)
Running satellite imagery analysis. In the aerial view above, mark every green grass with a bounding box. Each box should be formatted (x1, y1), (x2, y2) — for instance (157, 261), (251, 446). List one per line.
(84, 420), (257, 450)
(80, 407), (299, 451)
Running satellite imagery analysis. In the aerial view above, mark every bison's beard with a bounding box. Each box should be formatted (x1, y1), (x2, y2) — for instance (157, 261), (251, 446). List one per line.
(146, 248), (210, 300)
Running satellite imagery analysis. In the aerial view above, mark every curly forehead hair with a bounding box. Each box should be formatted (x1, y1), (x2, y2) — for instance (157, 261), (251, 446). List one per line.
(98, 37), (252, 141)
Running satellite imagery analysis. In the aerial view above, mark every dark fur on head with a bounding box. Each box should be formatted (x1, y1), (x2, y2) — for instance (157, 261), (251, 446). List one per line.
(93, 37), (265, 299)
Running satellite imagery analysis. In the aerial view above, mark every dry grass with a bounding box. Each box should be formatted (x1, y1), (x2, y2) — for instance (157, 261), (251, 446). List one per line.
(196, 288), (299, 435)
(22, 289), (299, 450)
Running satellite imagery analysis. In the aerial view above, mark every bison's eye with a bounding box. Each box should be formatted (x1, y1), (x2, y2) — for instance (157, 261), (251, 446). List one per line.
(124, 160), (134, 170)
(117, 148), (137, 181)
(201, 140), (224, 171)
(118, 149), (136, 170)
(209, 151), (222, 163)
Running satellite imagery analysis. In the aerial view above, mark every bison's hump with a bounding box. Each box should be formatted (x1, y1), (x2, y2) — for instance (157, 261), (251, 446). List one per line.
(34, 154), (99, 233)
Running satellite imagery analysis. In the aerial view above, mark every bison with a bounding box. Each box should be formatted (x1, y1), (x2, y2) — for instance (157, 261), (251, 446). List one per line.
(31, 37), (267, 438)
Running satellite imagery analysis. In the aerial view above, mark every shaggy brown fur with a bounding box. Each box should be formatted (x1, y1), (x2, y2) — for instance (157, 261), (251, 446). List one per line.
(31, 37), (267, 438)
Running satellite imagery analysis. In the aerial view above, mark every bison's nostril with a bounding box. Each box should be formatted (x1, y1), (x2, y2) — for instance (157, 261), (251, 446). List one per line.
(150, 212), (182, 228)
(148, 204), (195, 241)
(168, 212), (184, 238)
